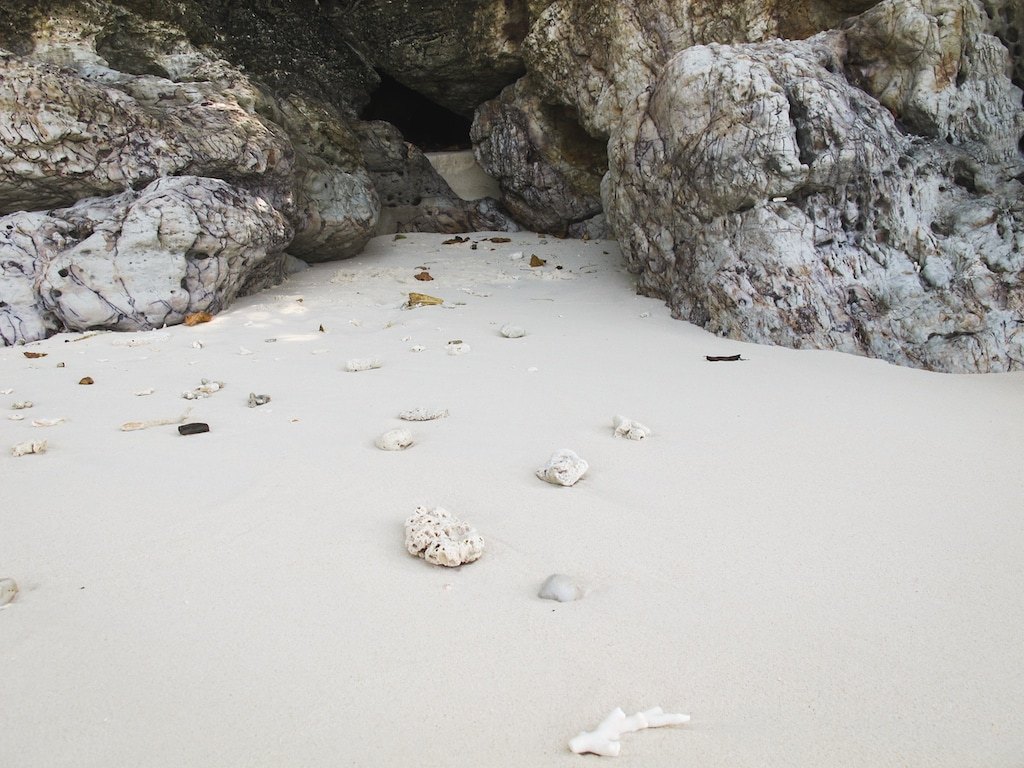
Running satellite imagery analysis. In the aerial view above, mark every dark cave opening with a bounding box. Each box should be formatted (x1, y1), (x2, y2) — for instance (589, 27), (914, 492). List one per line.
(361, 71), (472, 152)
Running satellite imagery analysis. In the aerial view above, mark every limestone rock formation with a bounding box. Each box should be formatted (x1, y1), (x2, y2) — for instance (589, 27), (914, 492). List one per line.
(471, 76), (607, 235)
(2, 176), (290, 344)
(605, 1), (1024, 372)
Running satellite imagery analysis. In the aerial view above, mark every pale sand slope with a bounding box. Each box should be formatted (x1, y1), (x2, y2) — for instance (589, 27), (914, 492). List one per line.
(1, 232), (1022, 768)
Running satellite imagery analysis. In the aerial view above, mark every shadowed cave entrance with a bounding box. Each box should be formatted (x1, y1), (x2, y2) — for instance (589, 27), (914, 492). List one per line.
(362, 72), (473, 151)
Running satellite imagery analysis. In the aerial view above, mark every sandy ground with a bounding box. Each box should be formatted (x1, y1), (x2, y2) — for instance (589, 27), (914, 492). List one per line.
(2, 232), (1023, 767)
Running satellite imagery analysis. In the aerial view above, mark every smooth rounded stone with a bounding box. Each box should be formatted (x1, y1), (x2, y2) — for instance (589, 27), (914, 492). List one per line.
(376, 428), (413, 451)
(345, 357), (383, 372)
(404, 505), (484, 567)
(536, 449), (589, 486)
(612, 414), (651, 440)
(500, 323), (526, 338)
(178, 422), (210, 436)
(0, 578), (17, 606)
(399, 407), (449, 421)
(538, 574), (582, 602)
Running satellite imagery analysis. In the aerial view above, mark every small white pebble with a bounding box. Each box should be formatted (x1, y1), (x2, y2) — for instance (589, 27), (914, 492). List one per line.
(238, 346), (253, 356)
(31, 418), (64, 427)
(613, 415), (652, 440)
(8, 414), (25, 421)
(539, 574), (582, 602)
(500, 324), (526, 338)
(0, 388), (12, 395)
(191, 340), (204, 349)
(345, 358), (383, 372)
(446, 342), (470, 356)
(134, 388), (155, 396)
(375, 428), (413, 451)
(410, 345), (426, 352)
(527, 366), (539, 372)
(639, 312), (650, 318)
(509, 251), (524, 260)
(11, 401), (33, 410)
(0, 577), (18, 606)
(399, 407), (449, 421)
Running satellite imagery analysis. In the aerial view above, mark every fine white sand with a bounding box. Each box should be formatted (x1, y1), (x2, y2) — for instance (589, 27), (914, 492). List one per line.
(2, 232), (1023, 767)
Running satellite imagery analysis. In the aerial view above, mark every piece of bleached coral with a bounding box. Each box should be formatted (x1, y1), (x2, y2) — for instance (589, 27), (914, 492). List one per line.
(538, 574), (582, 602)
(404, 506), (484, 567)
(182, 379), (225, 399)
(536, 449), (589, 486)
(569, 707), (690, 757)
(399, 407), (448, 421)
(11, 440), (47, 457)
(612, 415), (651, 440)
(345, 357), (383, 372)
(376, 428), (413, 451)
(500, 323), (526, 338)
(0, 578), (18, 606)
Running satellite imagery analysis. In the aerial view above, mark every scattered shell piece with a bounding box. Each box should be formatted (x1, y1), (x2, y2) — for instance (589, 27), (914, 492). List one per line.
(376, 428), (413, 451)
(8, 414), (24, 421)
(31, 418), (64, 427)
(509, 251), (524, 260)
(23, 351), (46, 358)
(0, 389), (12, 395)
(410, 345), (426, 352)
(238, 347), (253, 356)
(134, 388), (155, 396)
(79, 376), (94, 385)
(0, 578), (18, 606)
(12, 440), (47, 457)
(182, 379), (225, 399)
(536, 449), (589, 487)
(345, 358), (383, 372)
(446, 340), (470, 355)
(247, 392), (271, 408)
(569, 707), (690, 757)
(183, 311), (213, 326)
(500, 323), (526, 338)
(404, 506), (484, 567)
(399, 407), (449, 422)
(11, 401), (33, 410)
(178, 422), (210, 436)
(612, 415), (651, 440)
(121, 409), (191, 431)
(527, 367), (539, 372)
(639, 311), (650, 318)
(539, 574), (582, 602)
(191, 340), (204, 349)
(407, 292), (444, 308)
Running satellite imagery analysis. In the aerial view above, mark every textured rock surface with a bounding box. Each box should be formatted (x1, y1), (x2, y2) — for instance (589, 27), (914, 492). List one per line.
(1, 176), (291, 344)
(471, 76), (607, 235)
(605, 4), (1024, 372)
(404, 506), (484, 567)
(334, 0), (529, 116)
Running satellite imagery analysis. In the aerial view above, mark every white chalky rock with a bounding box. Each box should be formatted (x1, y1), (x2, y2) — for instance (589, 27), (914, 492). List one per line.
(376, 428), (413, 451)
(612, 415), (651, 440)
(12, 440), (47, 457)
(11, 401), (33, 409)
(0, 578), (18, 605)
(500, 323), (526, 338)
(536, 449), (589, 487)
(539, 574), (582, 602)
(134, 388), (155, 396)
(446, 341), (470, 355)
(404, 506), (484, 567)
(31, 418), (64, 427)
(345, 357), (383, 372)
(399, 407), (449, 421)
(569, 707), (690, 757)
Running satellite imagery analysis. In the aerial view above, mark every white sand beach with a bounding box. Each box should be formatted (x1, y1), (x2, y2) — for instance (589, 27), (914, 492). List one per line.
(2, 231), (1022, 767)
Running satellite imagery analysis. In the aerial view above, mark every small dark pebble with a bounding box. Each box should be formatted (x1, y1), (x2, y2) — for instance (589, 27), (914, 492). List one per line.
(178, 422), (210, 435)
(79, 376), (94, 385)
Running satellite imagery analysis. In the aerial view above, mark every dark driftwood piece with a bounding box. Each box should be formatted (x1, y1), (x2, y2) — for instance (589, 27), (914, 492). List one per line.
(705, 354), (743, 362)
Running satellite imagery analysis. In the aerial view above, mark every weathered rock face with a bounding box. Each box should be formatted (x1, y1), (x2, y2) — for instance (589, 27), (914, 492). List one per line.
(333, 0), (529, 117)
(1, 176), (291, 344)
(605, 0), (1024, 372)
(471, 76), (607, 235)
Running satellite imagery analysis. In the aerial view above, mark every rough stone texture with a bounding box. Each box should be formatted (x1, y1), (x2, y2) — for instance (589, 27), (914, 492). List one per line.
(332, 0), (529, 116)
(522, 0), (872, 137)
(605, 8), (1024, 372)
(1, 176), (291, 344)
(471, 76), (607, 235)
(977, 0), (1024, 88)
(356, 120), (518, 235)
(404, 506), (485, 567)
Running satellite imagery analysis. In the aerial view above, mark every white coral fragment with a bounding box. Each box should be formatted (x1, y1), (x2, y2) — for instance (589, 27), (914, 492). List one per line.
(12, 440), (47, 457)
(376, 428), (413, 451)
(399, 407), (449, 421)
(31, 418), (64, 427)
(182, 379), (225, 399)
(536, 449), (589, 486)
(500, 323), (526, 338)
(11, 401), (33, 410)
(569, 707), (690, 757)
(0, 578), (18, 606)
(345, 357), (383, 372)
(404, 506), (484, 567)
(446, 341), (470, 355)
(612, 415), (651, 440)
